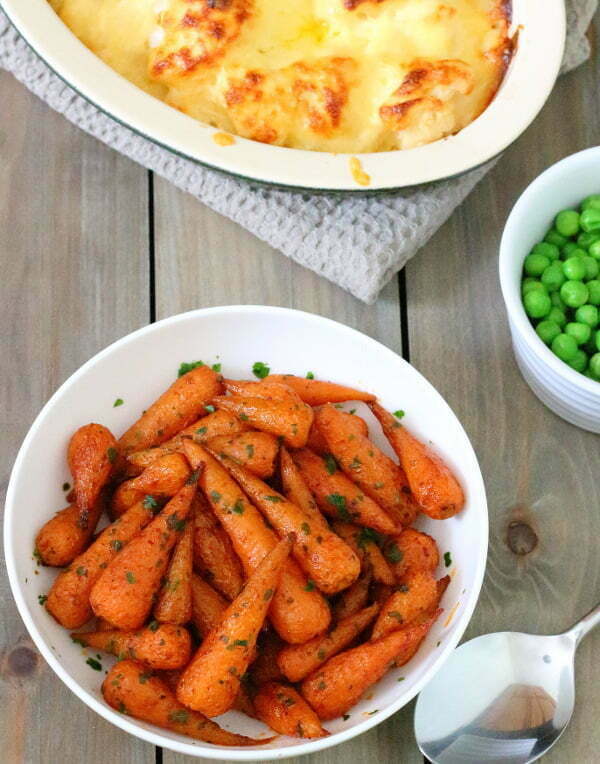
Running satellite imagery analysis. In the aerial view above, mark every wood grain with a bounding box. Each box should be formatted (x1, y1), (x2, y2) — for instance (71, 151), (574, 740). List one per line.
(0, 72), (153, 764)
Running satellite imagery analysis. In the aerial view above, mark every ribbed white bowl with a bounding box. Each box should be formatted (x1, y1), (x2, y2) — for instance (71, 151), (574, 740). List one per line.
(499, 147), (600, 433)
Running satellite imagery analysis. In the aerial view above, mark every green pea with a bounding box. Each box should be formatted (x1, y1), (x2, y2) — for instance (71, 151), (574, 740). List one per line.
(582, 256), (599, 280)
(596, 330), (600, 353)
(581, 208), (600, 233)
(575, 304), (599, 328)
(545, 228), (568, 247)
(586, 280), (600, 306)
(565, 322), (592, 345)
(560, 280), (589, 308)
(532, 242), (560, 261)
(541, 264), (565, 292)
(522, 280), (547, 296)
(588, 240), (600, 260)
(589, 353), (600, 379)
(551, 333), (578, 362)
(536, 320), (561, 345)
(550, 292), (566, 310)
(567, 350), (589, 373)
(555, 210), (580, 237)
(581, 195), (600, 212)
(577, 232), (600, 250)
(566, 248), (588, 260)
(547, 307), (567, 327)
(562, 257), (586, 280)
(523, 290), (551, 319)
(524, 253), (551, 277)
(561, 242), (579, 258)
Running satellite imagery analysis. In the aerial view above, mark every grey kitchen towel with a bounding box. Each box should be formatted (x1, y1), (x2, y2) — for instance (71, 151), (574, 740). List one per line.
(0, 2), (597, 303)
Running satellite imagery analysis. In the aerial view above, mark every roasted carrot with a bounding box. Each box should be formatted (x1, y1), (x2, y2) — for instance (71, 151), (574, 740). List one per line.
(222, 379), (295, 400)
(45, 499), (155, 628)
(35, 496), (104, 567)
(307, 411), (368, 454)
(369, 402), (465, 519)
(118, 365), (222, 455)
(68, 423), (117, 519)
(264, 375), (375, 406)
(183, 441), (331, 644)
(96, 617), (114, 631)
(254, 682), (329, 739)
(102, 661), (268, 746)
(71, 623), (191, 669)
(176, 537), (292, 717)
(215, 456), (360, 595)
(190, 574), (229, 638)
(371, 571), (439, 640)
(280, 447), (331, 533)
(90, 481), (196, 629)
(110, 453), (190, 517)
(192, 493), (244, 600)
(333, 569), (372, 621)
(385, 528), (440, 581)
(301, 614), (439, 720)
(277, 603), (380, 682)
(250, 630), (286, 686)
(392, 608), (443, 667)
(154, 521), (193, 624)
(206, 431), (279, 478)
(331, 521), (395, 585)
(292, 448), (398, 535)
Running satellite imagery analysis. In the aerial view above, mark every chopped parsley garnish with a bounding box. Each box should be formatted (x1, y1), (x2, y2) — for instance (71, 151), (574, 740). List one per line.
(385, 543), (403, 563)
(226, 639), (248, 651)
(304, 579), (316, 591)
(317, 680), (327, 690)
(397, 677), (405, 682)
(306, 372), (315, 379)
(204, 404), (216, 414)
(113, 398), (124, 408)
(232, 499), (245, 515)
(62, 482), (70, 491)
(343, 714), (351, 721)
(263, 588), (274, 601)
(326, 493), (350, 521)
(118, 701), (127, 714)
(393, 410), (405, 419)
(301, 522), (311, 535)
(86, 657), (102, 671)
(195, 426), (207, 436)
(252, 361), (270, 379)
(388, 611), (403, 622)
(210, 490), (222, 503)
(264, 495), (282, 502)
(76, 566), (87, 577)
(169, 710), (189, 724)
(143, 495), (159, 511)
(167, 514), (186, 532)
(349, 456), (362, 470)
(444, 551), (452, 568)
(367, 709), (379, 716)
(110, 540), (123, 552)
(323, 453), (337, 475)
(357, 527), (382, 548)
(107, 447), (118, 464)
(245, 444), (254, 458)
(239, 413), (249, 421)
(317, 648), (326, 660)
(178, 361), (204, 377)
(212, 363), (222, 373)
(138, 671), (153, 684)
(186, 469), (200, 485)
(125, 571), (136, 584)
(38, 594), (47, 606)
(349, 409), (356, 415)
(148, 620), (160, 632)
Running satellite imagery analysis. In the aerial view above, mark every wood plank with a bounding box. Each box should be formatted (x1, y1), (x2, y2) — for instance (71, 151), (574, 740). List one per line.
(152, 178), (420, 763)
(0, 72), (154, 764)
(405, 16), (600, 763)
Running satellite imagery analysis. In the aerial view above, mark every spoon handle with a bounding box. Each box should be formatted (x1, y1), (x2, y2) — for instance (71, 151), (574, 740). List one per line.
(564, 600), (600, 647)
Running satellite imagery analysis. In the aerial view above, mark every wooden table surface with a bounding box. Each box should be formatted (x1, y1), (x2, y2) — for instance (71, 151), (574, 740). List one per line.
(1, 13), (599, 763)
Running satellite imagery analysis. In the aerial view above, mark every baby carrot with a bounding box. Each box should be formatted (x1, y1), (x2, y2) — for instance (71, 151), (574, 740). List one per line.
(190, 574), (229, 638)
(384, 528), (440, 581)
(264, 375), (375, 406)
(254, 682), (329, 738)
(36, 496), (104, 567)
(154, 521), (193, 625)
(333, 569), (372, 621)
(371, 571), (439, 640)
(331, 521), (395, 585)
(110, 453), (190, 517)
(307, 411), (368, 454)
(280, 447), (331, 534)
(68, 423), (117, 521)
(206, 431), (279, 478)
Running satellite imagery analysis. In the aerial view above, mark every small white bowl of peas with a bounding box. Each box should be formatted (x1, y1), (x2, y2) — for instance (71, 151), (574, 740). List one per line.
(500, 147), (600, 433)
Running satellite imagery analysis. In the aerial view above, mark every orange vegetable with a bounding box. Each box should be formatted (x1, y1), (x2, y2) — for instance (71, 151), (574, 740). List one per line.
(391, 608), (443, 667)
(110, 453), (190, 517)
(35, 496), (104, 567)
(45, 499), (155, 628)
(118, 365), (222, 455)
(301, 613), (439, 720)
(192, 493), (244, 600)
(250, 630), (286, 686)
(263, 375), (375, 406)
(369, 402), (465, 519)
(68, 423), (117, 519)
(90, 481), (196, 629)
(154, 521), (193, 625)
(277, 603), (380, 682)
(71, 623), (191, 669)
(333, 569), (372, 621)
(385, 528), (440, 581)
(254, 682), (329, 739)
(206, 431), (279, 478)
(96, 618), (114, 631)
(371, 571), (439, 640)
(292, 448), (398, 535)
(102, 660), (268, 746)
(222, 379), (295, 400)
(176, 537), (292, 717)
(190, 573), (229, 638)
(307, 411), (368, 454)
(280, 447), (331, 534)
(315, 404), (419, 528)
(331, 521), (395, 585)
(183, 441), (331, 644)
(216, 456), (360, 595)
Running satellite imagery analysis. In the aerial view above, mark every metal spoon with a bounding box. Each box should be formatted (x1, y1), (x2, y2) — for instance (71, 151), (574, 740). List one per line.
(414, 601), (600, 763)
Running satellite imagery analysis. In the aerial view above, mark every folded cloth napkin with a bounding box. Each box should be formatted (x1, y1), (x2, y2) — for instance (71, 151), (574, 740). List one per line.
(0, 2), (596, 303)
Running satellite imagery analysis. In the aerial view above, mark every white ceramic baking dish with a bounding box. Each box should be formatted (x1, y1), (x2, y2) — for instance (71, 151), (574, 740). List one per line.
(1, 0), (565, 191)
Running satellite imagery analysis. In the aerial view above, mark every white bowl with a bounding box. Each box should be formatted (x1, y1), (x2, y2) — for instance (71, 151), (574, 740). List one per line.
(5, 306), (487, 759)
(499, 147), (600, 433)
(1, 0), (564, 191)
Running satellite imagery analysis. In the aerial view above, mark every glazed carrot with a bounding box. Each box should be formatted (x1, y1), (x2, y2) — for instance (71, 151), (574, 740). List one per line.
(392, 608), (443, 667)
(71, 623), (192, 669)
(292, 448), (398, 535)
(264, 375), (376, 406)
(222, 379), (294, 400)
(277, 604), (380, 682)
(333, 569), (372, 621)
(90, 481), (196, 629)
(280, 447), (331, 533)
(315, 404), (419, 527)
(369, 402), (465, 519)
(68, 423), (117, 519)
(118, 365), (222, 455)
(254, 682), (329, 739)
(307, 411), (368, 454)
(206, 431), (279, 478)
(183, 441), (331, 644)
(102, 661), (268, 746)
(331, 521), (395, 585)
(301, 614), (439, 720)
(111, 453), (190, 517)
(45, 499), (155, 628)
(154, 521), (193, 624)
(192, 493), (244, 600)
(190, 574), (229, 638)
(176, 537), (292, 717)
(125, 409), (248, 472)
(371, 571), (439, 640)
(250, 630), (286, 686)
(385, 528), (440, 581)
(35, 496), (104, 567)
(215, 456), (360, 595)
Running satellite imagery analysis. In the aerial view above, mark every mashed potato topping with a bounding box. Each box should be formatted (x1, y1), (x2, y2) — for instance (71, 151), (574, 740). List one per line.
(49, 0), (511, 153)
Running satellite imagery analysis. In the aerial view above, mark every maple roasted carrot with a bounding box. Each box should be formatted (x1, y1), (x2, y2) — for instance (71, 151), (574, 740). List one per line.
(369, 402), (465, 519)
(279, 447), (331, 534)
(68, 423), (117, 519)
(215, 456), (360, 595)
(331, 521), (395, 585)
(292, 448), (399, 535)
(154, 521), (193, 624)
(176, 537), (292, 717)
(190, 574), (229, 638)
(183, 441), (331, 643)
(90, 481), (196, 629)
(385, 528), (440, 581)
(333, 569), (372, 621)
(277, 603), (380, 682)
(307, 411), (368, 454)
(35, 497), (104, 567)
(45, 499), (155, 628)
(254, 682), (329, 739)
(110, 453), (190, 517)
(102, 660), (269, 746)
(371, 571), (439, 640)
(263, 375), (375, 406)
(71, 623), (191, 669)
(206, 430), (279, 478)
(118, 364), (222, 455)
(222, 379), (295, 399)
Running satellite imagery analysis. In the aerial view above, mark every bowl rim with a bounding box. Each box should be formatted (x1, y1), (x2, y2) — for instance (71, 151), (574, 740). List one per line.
(4, 305), (488, 760)
(499, 146), (600, 398)
(0, 0), (566, 192)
